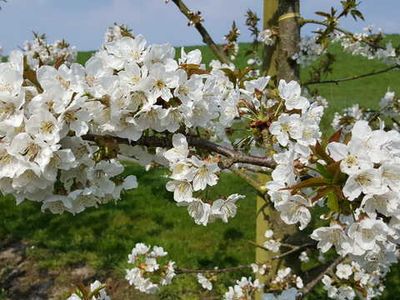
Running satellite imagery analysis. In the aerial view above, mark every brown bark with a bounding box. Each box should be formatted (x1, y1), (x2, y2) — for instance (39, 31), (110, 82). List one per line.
(82, 134), (276, 169)
(277, 0), (301, 82)
(256, 2), (302, 299)
(262, 0), (279, 79)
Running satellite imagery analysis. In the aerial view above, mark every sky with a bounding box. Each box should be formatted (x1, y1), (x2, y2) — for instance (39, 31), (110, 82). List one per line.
(0, 0), (398, 53)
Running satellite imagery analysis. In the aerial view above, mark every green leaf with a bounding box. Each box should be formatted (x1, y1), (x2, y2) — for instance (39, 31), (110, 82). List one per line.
(301, 257), (321, 272)
(316, 163), (333, 179)
(315, 11), (331, 18)
(351, 9), (365, 21)
(287, 177), (328, 193)
(327, 191), (339, 212)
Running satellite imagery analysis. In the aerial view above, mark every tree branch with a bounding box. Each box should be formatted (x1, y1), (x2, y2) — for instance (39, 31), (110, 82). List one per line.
(303, 64), (399, 86)
(298, 256), (345, 298)
(82, 134), (276, 169)
(169, 0), (231, 64)
(300, 18), (353, 36)
(300, 18), (386, 51)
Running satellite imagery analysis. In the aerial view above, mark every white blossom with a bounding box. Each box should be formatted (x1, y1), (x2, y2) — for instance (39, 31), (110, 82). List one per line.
(197, 273), (213, 291)
(336, 263), (353, 280)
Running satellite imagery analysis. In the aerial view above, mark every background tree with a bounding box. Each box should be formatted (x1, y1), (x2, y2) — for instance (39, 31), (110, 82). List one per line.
(0, 0), (399, 299)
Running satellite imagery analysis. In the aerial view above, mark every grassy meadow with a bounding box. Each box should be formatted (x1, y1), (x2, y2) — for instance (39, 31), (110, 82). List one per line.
(1, 36), (400, 299)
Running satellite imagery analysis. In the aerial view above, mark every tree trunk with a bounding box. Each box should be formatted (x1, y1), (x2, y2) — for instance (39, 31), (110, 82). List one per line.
(262, 0), (279, 79)
(277, 0), (300, 81)
(262, 0), (300, 82)
(256, 1), (301, 299)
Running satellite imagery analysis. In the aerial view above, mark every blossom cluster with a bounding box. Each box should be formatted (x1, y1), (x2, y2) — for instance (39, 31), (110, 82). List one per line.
(331, 103), (368, 134)
(266, 80), (324, 230)
(259, 68), (400, 298)
(258, 29), (275, 46)
(380, 90), (399, 118)
(263, 288), (298, 300)
(322, 259), (388, 299)
(263, 229), (281, 253)
(0, 27), (252, 215)
(159, 64), (325, 227)
(271, 267), (303, 290)
(163, 133), (245, 225)
(0, 49), (139, 214)
(322, 275), (356, 300)
(197, 273), (213, 291)
(260, 265), (304, 299)
(267, 116), (400, 298)
(332, 90), (399, 134)
(246, 56), (263, 77)
(312, 121), (400, 296)
(333, 27), (399, 65)
(223, 22), (240, 61)
(293, 27), (399, 68)
(23, 32), (77, 70)
(67, 280), (110, 300)
(125, 243), (176, 294)
(224, 277), (264, 300)
(104, 23), (134, 43)
(123, 243), (270, 298)
(292, 36), (326, 66)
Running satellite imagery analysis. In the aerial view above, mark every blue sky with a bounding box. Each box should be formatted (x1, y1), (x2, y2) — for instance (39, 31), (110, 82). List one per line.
(0, 0), (398, 53)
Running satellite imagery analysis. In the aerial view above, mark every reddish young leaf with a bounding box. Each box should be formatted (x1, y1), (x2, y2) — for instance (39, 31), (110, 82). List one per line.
(328, 128), (342, 143)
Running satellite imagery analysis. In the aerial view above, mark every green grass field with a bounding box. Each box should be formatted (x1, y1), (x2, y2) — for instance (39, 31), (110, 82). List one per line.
(1, 36), (400, 299)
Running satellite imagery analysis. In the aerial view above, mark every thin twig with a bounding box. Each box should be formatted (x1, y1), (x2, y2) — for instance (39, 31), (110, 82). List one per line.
(303, 64), (399, 86)
(170, 0), (231, 64)
(232, 168), (268, 194)
(82, 134), (277, 169)
(176, 265), (251, 274)
(237, 165), (271, 175)
(300, 19), (354, 37)
(271, 243), (315, 260)
(249, 240), (315, 260)
(248, 240), (270, 252)
(392, 117), (400, 127)
(298, 256), (345, 298)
